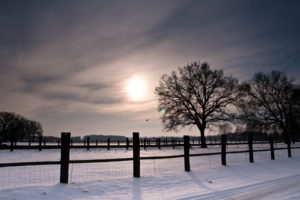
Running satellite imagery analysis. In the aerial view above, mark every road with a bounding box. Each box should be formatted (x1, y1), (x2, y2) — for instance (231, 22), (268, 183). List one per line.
(175, 174), (300, 200)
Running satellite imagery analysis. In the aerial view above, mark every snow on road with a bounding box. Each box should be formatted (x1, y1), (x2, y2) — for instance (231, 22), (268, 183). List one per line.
(175, 174), (300, 200)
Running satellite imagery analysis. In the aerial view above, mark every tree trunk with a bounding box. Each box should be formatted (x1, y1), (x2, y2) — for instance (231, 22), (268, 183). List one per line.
(199, 127), (207, 148)
(283, 126), (289, 144)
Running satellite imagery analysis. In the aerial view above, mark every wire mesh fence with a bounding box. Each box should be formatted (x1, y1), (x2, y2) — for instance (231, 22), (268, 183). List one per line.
(141, 157), (184, 176)
(190, 154), (220, 170)
(0, 141), (299, 189)
(0, 165), (59, 189)
(69, 161), (133, 183)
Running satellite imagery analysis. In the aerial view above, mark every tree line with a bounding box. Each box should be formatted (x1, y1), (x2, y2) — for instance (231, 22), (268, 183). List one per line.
(0, 112), (43, 142)
(155, 62), (300, 147)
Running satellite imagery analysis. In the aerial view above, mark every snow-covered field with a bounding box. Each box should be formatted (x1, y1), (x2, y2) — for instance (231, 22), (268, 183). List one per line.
(0, 143), (299, 199)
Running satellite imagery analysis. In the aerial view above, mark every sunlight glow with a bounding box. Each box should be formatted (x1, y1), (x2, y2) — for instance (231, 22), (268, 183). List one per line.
(159, 108), (168, 114)
(126, 77), (146, 101)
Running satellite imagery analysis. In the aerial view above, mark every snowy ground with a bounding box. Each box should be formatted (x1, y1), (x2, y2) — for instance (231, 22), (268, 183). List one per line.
(0, 143), (299, 199)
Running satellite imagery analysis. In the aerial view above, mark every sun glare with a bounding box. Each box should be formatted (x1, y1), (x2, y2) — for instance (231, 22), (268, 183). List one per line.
(126, 77), (146, 101)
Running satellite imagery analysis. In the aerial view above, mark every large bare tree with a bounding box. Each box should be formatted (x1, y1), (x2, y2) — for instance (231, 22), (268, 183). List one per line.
(155, 62), (246, 147)
(239, 71), (295, 141)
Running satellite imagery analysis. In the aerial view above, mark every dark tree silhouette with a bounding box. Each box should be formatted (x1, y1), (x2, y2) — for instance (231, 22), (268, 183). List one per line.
(0, 112), (22, 141)
(290, 87), (300, 141)
(24, 120), (43, 141)
(155, 62), (246, 148)
(0, 111), (43, 142)
(239, 71), (295, 141)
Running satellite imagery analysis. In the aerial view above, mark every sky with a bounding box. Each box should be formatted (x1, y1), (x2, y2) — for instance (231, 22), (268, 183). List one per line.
(0, 0), (300, 138)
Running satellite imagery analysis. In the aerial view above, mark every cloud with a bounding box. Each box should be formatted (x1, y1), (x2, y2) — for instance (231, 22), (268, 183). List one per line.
(78, 83), (109, 91)
(0, 0), (299, 136)
(0, 0), (188, 115)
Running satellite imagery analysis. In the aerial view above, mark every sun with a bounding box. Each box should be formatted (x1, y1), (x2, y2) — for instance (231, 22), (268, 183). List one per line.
(126, 77), (146, 101)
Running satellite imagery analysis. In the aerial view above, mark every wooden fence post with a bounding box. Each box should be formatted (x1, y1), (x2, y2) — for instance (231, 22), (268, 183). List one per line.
(107, 138), (110, 150)
(126, 137), (129, 150)
(221, 134), (227, 166)
(133, 132), (140, 178)
(10, 140), (14, 152)
(86, 137), (90, 151)
(269, 137), (275, 160)
(184, 135), (190, 172)
(158, 138), (161, 149)
(39, 136), (42, 151)
(287, 135), (292, 158)
(60, 132), (70, 184)
(248, 134), (254, 163)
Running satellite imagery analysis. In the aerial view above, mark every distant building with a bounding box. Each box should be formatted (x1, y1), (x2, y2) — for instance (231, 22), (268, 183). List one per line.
(83, 135), (126, 142)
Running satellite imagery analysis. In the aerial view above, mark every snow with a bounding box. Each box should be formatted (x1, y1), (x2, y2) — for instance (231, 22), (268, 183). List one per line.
(0, 143), (299, 199)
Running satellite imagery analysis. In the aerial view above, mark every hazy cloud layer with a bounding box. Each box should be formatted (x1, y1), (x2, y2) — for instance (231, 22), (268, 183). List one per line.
(0, 0), (299, 136)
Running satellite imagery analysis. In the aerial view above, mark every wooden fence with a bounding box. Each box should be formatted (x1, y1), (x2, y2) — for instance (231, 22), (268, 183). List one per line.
(0, 135), (276, 151)
(0, 132), (298, 184)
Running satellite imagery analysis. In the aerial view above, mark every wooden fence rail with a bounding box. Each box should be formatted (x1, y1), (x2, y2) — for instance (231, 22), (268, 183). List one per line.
(1, 138), (286, 151)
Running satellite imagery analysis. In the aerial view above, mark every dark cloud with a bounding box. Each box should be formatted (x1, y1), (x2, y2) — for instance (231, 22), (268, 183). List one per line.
(21, 75), (63, 85)
(78, 83), (110, 91)
(41, 90), (122, 105)
(147, 0), (300, 76)
(19, 77), (123, 105)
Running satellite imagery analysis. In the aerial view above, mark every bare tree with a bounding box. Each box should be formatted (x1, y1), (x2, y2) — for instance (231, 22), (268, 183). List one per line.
(24, 120), (43, 141)
(0, 111), (43, 142)
(0, 112), (22, 142)
(239, 71), (295, 141)
(155, 62), (246, 147)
